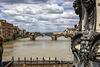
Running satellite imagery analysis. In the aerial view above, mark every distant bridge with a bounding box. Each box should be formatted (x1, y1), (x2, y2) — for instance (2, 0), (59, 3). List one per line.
(30, 34), (66, 40)
(13, 34), (72, 40)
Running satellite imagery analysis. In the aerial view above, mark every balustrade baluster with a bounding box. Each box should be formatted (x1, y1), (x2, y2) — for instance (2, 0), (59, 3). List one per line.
(37, 57), (38, 67)
(18, 57), (20, 67)
(49, 57), (50, 67)
(30, 57), (32, 67)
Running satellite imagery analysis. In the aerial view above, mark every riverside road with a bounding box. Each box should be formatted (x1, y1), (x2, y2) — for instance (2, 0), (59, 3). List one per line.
(2, 36), (73, 61)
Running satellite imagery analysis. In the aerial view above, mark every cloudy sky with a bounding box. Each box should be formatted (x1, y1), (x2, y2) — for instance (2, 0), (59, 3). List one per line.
(0, 0), (79, 33)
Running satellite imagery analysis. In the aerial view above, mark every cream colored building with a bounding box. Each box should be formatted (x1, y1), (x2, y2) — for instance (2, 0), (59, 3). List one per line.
(19, 29), (26, 35)
(65, 28), (77, 35)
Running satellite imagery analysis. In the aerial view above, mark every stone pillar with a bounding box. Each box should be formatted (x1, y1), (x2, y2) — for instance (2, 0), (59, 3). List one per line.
(13, 34), (16, 40)
(30, 35), (35, 40)
(52, 35), (57, 40)
(55, 35), (57, 40)
(96, 0), (100, 32)
(32, 35), (35, 40)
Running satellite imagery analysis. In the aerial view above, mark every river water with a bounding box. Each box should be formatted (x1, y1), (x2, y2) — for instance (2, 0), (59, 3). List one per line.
(2, 36), (73, 61)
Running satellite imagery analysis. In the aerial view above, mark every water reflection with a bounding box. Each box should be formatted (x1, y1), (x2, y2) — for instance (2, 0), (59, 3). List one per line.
(36, 36), (52, 40)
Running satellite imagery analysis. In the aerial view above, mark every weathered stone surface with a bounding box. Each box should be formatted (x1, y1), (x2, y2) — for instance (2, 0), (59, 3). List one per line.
(81, 3), (86, 31)
(82, 0), (95, 11)
(96, 0), (100, 32)
(72, 0), (100, 67)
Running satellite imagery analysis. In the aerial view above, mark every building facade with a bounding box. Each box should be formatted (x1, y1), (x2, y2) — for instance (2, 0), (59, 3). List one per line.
(64, 28), (77, 35)
(0, 20), (13, 39)
(13, 26), (19, 35)
(53, 31), (59, 34)
(19, 29), (26, 36)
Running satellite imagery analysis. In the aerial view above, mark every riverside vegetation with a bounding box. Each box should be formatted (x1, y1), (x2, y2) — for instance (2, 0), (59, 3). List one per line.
(4, 36), (28, 42)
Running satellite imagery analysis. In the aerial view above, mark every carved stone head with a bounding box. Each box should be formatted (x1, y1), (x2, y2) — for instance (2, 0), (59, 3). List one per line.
(73, 0), (81, 15)
(82, 0), (94, 10)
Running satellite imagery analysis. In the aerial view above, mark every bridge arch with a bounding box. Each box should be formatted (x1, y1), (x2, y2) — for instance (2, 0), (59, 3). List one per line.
(30, 34), (66, 40)
(35, 35), (44, 38)
(57, 36), (68, 40)
(35, 35), (52, 39)
(56, 35), (65, 38)
(30, 34), (53, 40)
(42, 35), (53, 39)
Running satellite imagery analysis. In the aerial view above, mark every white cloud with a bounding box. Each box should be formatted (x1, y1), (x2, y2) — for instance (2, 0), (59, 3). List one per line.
(2, 10), (19, 15)
(42, 4), (64, 14)
(62, 1), (73, 8)
(0, 0), (79, 32)
(26, 24), (31, 26)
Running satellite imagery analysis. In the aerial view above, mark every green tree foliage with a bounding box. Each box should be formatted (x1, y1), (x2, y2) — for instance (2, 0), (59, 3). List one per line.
(26, 32), (29, 34)
(35, 32), (40, 35)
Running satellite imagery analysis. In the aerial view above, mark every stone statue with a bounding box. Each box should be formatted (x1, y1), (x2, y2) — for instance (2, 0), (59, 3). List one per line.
(82, 0), (94, 11)
(73, 0), (82, 31)
(73, 0), (82, 16)
(82, 0), (96, 31)
(71, 0), (100, 67)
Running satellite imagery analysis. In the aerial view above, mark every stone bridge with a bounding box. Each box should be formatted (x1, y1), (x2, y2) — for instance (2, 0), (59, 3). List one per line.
(13, 34), (72, 40)
(30, 34), (65, 40)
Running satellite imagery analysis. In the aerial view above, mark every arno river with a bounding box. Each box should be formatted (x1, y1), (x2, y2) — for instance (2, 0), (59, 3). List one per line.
(2, 36), (73, 61)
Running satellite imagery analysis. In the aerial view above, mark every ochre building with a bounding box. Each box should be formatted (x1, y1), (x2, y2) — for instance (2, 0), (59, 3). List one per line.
(0, 20), (13, 39)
